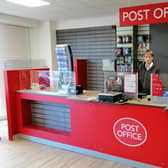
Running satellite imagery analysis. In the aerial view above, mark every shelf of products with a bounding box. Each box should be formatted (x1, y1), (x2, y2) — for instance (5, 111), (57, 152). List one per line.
(115, 26), (137, 72)
(136, 24), (150, 66)
(137, 34), (150, 62)
(115, 48), (132, 72)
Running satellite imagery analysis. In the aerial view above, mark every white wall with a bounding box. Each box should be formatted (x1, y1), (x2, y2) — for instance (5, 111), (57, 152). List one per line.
(0, 13), (40, 27)
(0, 24), (30, 61)
(0, 14), (56, 70)
(30, 21), (57, 70)
(0, 15), (57, 118)
(0, 23), (30, 116)
(55, 14), (119, 30)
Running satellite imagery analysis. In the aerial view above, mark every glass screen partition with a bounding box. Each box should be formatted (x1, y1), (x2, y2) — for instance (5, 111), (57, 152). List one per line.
(104, 72), (123, 93)
(103, 72), (138, 99)
(20, 70), (76, 95)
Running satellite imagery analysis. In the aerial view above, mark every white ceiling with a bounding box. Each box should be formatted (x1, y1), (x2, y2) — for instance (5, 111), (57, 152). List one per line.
(0, 0), (168, 21)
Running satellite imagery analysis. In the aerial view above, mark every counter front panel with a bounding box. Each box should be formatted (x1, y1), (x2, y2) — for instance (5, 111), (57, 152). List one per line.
(15, 92), (168, 168)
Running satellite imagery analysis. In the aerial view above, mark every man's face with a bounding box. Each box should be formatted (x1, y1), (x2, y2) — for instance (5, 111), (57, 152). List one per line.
(144, 53), (153, 66)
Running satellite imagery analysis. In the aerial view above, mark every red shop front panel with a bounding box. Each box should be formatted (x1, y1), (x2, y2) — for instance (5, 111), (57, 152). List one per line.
(94, 103), (168, 168)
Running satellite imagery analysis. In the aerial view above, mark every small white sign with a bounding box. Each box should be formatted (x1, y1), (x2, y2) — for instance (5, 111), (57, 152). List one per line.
(102, 59), (115, 71)
(124, 73), (137, 94)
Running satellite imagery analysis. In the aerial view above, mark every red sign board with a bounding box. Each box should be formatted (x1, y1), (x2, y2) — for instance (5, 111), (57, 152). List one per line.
(120, 2), (168, 26)
(113, 118), (147, 147)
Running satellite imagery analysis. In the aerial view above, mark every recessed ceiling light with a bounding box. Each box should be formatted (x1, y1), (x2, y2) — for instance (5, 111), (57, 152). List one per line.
(7, 0), (50, 7)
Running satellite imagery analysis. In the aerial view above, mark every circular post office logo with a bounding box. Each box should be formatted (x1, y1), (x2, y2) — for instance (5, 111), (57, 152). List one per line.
(113, 118), (147, 147)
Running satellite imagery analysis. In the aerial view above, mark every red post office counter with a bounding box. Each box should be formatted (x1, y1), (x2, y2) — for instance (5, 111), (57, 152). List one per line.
(4, 68), (168, 168)
(10, 91), (168, 168)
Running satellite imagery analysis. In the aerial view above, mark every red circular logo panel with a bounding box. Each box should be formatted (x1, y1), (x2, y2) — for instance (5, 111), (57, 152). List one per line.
(113, 118), (147, 147)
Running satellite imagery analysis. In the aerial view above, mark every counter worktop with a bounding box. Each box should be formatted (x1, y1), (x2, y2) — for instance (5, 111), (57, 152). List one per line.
(16, 89), (168, 109)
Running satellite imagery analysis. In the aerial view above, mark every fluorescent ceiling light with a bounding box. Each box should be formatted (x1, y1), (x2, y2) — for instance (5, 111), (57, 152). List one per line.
(7, 0), (50, 7)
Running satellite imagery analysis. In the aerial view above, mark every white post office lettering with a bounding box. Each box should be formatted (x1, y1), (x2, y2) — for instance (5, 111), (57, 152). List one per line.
(117, 130), (142, 141)
(154, 8), (163, 19)
(123, 12), (129, 22)
(129, 11), (137, 21)
(121, 124), (139, 132)
(137, 10), (143, 20)
(164, 7), (168, 17)
(123, 9), (150, 22)
(143, 9), (150, 20)
(153, 7), (168, 19)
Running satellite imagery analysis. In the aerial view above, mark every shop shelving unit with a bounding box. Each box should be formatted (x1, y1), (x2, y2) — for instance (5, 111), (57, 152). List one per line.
(116, 26), (137, 72)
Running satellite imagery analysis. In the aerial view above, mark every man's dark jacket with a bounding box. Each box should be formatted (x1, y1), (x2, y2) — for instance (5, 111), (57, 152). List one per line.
(138, 62), (160, 95)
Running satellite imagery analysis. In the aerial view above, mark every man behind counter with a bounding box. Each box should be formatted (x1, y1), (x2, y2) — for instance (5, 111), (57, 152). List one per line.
(138, 49), (160, 95)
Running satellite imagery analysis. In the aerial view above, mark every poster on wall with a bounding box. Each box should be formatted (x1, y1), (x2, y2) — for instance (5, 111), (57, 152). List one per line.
(120, 2), (168, 26)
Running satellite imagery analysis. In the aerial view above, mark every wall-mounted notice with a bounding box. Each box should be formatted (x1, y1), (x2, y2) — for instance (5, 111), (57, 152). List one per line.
(124, 73), (137, 94)
(120, 2), (168, 26)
